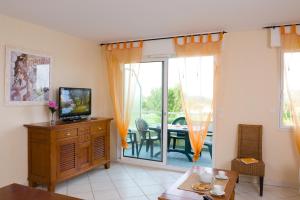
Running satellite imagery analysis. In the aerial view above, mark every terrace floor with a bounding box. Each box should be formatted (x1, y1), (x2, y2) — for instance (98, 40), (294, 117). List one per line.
(123, 144), (212, 168)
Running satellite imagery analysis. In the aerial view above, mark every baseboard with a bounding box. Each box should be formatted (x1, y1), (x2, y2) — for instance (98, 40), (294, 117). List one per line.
(238, 174), (299, 189)
(116, 159), (186, 173)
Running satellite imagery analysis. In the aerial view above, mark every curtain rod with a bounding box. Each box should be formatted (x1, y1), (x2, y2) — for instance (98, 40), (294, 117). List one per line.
(100, 31), (227, 46)
(263, 23), (300, 29)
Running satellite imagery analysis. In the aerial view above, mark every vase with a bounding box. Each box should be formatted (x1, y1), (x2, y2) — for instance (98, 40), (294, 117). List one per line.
(50, 112), (56, 126)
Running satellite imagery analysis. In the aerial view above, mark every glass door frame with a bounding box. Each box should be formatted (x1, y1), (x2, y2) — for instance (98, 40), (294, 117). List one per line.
(119, 58), (169, 166)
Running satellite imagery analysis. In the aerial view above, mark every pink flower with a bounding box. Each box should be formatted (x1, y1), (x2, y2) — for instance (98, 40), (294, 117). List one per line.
(48, 100), (58, 113)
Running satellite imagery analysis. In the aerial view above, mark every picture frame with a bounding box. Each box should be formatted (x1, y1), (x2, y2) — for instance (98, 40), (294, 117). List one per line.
(5, 46), (52, 105)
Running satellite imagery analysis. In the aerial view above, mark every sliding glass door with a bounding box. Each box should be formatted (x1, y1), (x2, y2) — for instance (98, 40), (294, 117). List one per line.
(122, 57), (214, 168)
(123, 62), (164, 162)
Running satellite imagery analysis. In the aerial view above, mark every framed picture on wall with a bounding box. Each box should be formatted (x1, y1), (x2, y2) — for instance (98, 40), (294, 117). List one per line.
(5, 46), (52, 105)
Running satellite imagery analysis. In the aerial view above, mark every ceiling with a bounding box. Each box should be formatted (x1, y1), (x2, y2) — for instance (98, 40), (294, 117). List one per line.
(0, 0), (299, 43)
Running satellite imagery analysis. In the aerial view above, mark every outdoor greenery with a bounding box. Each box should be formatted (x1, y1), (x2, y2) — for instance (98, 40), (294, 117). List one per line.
(141, 85), (184, 125)
(282, 103), (292, 125)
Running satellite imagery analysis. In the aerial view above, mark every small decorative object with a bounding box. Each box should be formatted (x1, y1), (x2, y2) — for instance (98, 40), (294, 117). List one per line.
(192, 182), (211, 192)
(48, 100), (58, 125)
(239, 157), (259, 164)
(5, 46), (52, 105)
(199, 171), (213, 184)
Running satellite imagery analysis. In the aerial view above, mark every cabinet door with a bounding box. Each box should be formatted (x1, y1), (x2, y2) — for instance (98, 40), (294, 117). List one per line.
(78, 141), (92, 170)
(56, 137), (78, 179)
(91, 133), (106, 165)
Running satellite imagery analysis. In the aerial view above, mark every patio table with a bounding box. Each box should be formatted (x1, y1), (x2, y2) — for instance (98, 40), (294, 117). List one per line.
(149, 125), (213, 162)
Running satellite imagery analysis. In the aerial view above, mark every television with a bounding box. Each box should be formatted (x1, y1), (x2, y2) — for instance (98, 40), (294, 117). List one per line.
(59, 87), (91, 121)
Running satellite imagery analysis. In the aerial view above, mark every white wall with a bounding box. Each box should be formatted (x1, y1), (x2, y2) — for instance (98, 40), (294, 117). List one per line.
(0, 14), (113, 187)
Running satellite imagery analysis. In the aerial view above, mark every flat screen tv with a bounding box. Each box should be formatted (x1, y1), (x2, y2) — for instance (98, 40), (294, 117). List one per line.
(59, 87), (91, 121)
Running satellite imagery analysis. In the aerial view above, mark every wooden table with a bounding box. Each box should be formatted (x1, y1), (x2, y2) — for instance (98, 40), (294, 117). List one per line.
(159, 167), (238, 200)
(0, 184), (80, 200)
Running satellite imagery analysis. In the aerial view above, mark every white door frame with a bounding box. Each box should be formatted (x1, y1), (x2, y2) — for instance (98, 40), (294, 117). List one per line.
(119, 58), (168, 167)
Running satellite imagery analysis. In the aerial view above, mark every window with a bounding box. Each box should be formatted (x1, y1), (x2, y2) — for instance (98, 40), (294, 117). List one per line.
(281, 52), (300, 127)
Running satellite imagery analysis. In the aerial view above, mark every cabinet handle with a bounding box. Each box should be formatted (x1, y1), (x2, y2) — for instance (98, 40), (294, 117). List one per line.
(98, 127), (102, 131)
(66, 132), (71, 136)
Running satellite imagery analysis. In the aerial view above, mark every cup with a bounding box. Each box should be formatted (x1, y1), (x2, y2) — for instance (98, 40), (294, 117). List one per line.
(218, 170), (226, 178)
(212, 184), (224, 194)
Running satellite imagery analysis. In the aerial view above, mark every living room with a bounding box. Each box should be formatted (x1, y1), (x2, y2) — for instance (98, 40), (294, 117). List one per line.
(0, 1), (300, 200)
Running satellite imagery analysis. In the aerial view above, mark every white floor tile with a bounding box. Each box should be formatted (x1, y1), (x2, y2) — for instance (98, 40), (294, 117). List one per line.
(55, 182), (67, 195)
(122, 196), (149, 200)
(68, 182), (92, 194)
(111, 179), (138, 189)
(134, 178), (158, 186)
(146, 194), (161, 200)
(89, 174), (111, 183)
(91, 180), (116, 191)
(117, 187), (144, 198)
(109, 173), (132, 181)
(68, 174), (90, 185)
(68, 191), (94, 200)
(93, 189), (121, 200)
(139, 184), (165, 195)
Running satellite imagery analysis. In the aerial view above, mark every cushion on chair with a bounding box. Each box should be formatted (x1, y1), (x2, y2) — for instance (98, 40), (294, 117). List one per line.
(231, 158), (265, 177)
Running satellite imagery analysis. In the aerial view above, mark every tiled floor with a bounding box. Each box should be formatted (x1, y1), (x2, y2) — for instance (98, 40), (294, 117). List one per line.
(48, 162), (300, 200)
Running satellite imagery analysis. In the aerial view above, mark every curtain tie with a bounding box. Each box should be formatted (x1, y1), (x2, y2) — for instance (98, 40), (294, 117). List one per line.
(193, 153), (200, 162)
(121, 138), (128, 149)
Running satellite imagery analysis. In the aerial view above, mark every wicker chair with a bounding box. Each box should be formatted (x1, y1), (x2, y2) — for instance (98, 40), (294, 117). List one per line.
(231, 124), (265, 196)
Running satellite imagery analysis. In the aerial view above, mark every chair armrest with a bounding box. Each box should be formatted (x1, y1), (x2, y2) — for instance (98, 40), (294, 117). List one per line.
(144, 130), (151, 138)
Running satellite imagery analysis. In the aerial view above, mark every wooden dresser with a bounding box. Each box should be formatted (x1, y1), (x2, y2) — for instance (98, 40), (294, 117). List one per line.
(24, 117), (112, 192)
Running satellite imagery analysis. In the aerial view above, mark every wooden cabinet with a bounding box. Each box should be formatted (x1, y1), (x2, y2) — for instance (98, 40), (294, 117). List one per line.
(24, 117), (112, 192)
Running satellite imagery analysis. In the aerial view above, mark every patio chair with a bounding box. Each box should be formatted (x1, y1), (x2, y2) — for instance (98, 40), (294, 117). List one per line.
(168, 117), (186, 150)
(135, 118), (161, 157)
(231, 124), (265, 196)
(123, 129), (138, 156)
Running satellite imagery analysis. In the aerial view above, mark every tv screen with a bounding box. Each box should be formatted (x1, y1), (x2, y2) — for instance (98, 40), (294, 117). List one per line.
(59, 87), (91, 119)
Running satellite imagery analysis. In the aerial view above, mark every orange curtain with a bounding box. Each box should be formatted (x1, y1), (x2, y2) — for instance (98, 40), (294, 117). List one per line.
(281, 25), (300, 154)
(173, 33), (223, 161)
(104, 42), (143, 148)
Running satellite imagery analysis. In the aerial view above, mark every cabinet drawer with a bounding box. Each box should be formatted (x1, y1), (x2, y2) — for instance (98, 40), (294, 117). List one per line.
(56, 128), (78, 140)
(91, 122), (106, 134)
(79, 134), (91, 143)
(78, 126), (90, 135)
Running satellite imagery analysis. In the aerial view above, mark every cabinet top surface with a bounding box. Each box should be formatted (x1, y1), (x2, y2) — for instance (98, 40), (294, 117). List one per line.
(24, 117), (113, 129)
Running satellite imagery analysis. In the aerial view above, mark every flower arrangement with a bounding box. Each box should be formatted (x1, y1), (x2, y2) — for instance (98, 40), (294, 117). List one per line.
(48, 100), (58, 113)
(48, 100), (58, 124)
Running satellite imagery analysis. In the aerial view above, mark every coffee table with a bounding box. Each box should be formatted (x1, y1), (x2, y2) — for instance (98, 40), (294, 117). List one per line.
(0, 184), (80, 200)
(158, 167), (238, 200)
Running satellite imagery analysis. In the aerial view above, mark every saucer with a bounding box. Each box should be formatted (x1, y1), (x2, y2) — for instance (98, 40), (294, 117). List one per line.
(215, 175), (228, 180)
(210, 190), (225, 196)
